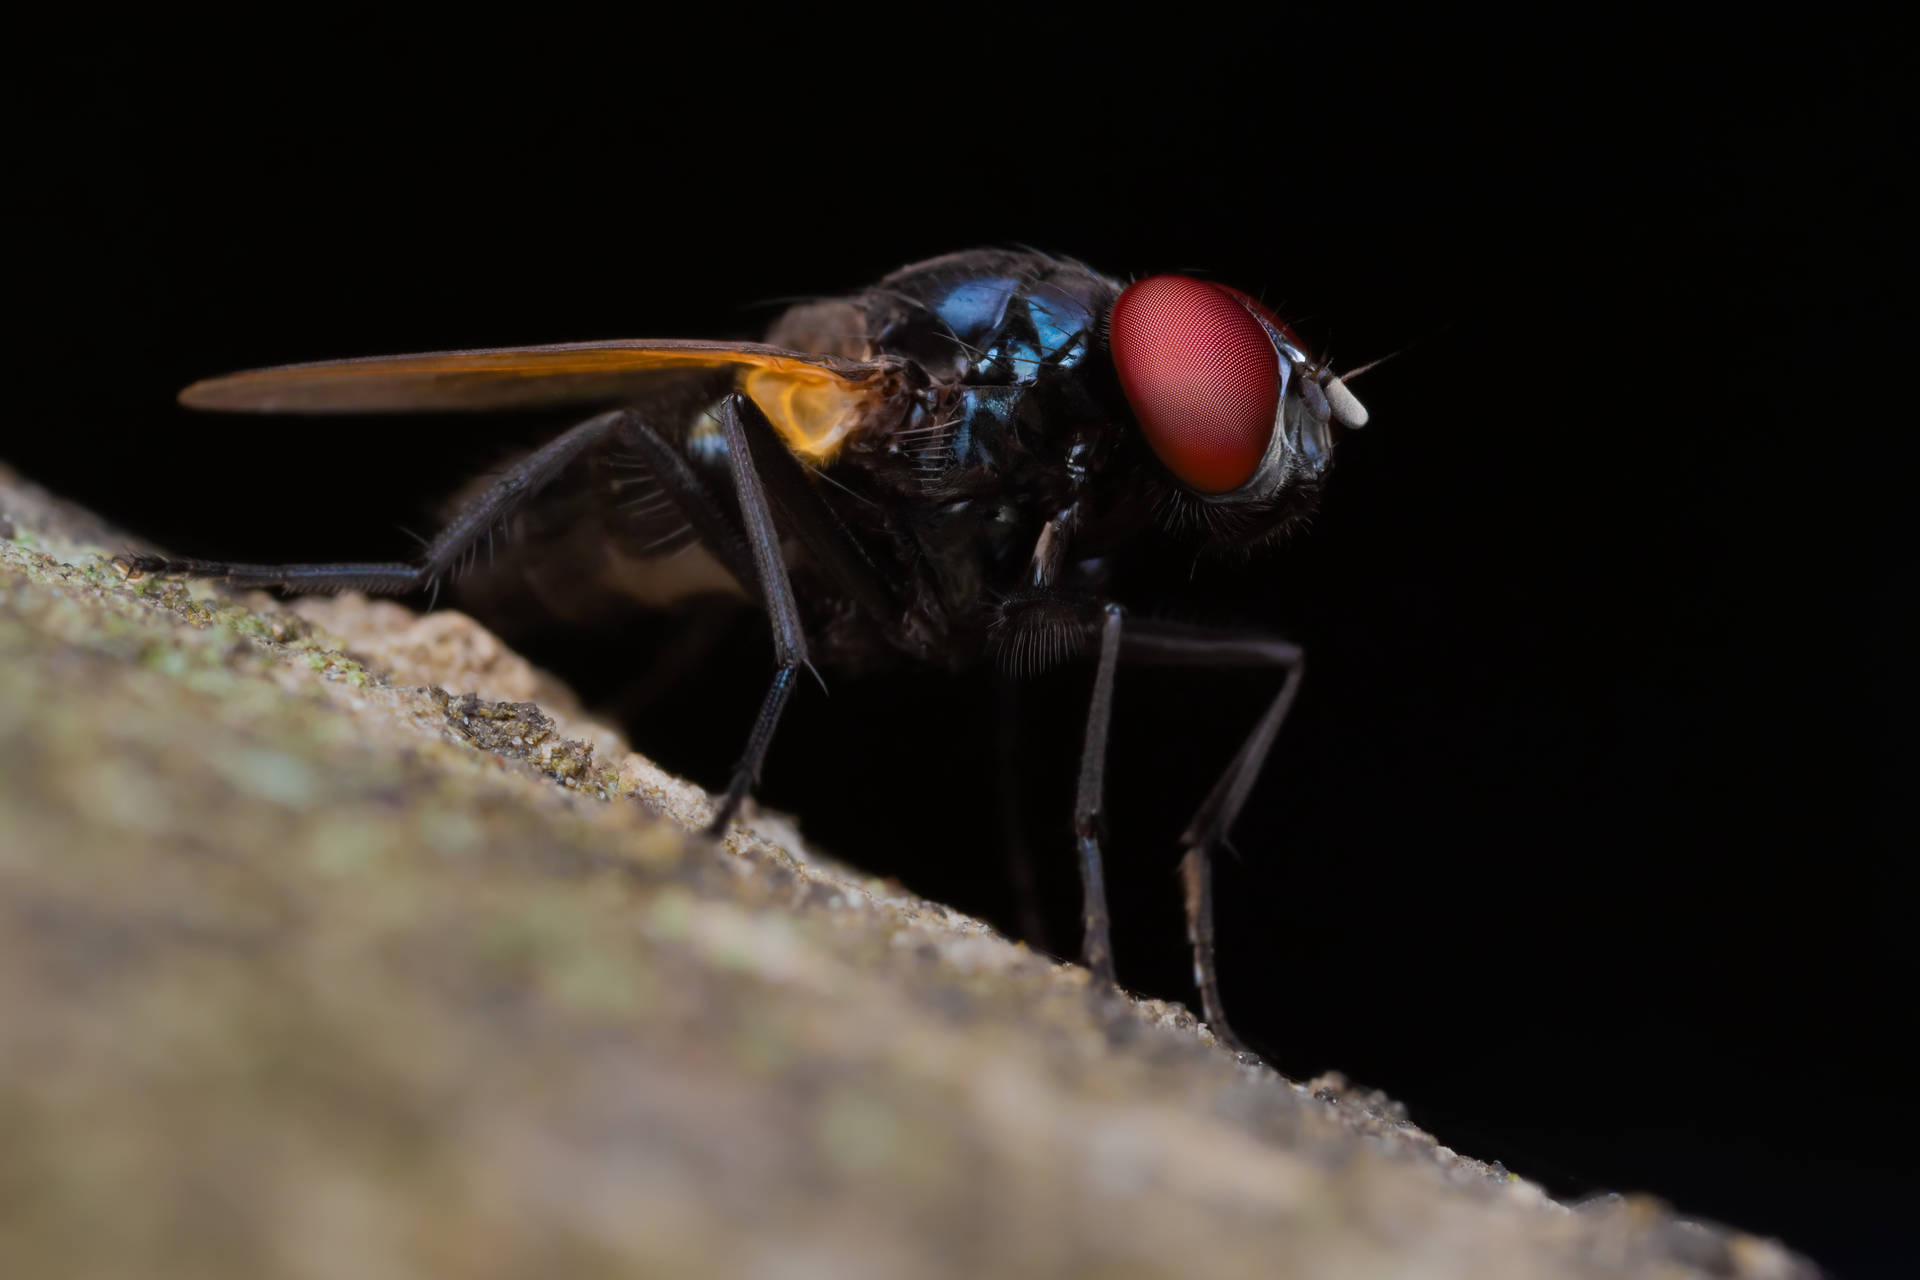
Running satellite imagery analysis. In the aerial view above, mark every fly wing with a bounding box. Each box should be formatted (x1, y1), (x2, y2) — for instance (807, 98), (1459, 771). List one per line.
(179, 339), (900, 461)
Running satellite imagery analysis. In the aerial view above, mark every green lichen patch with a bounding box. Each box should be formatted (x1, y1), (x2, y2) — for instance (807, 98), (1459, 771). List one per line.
(441, 690), (626, 799)
(444, 689), (557, 754)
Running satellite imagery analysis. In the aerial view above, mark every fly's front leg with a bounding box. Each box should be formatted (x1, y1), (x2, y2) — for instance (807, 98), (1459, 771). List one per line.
(1120, 623), (1305, 1053)
(703, 392), (816, 837)
(993, 593), (1302, 1052)
(117, 408), (637, 596)
(998, 505), (1125, 981)
(1073, 603), (1125, 986)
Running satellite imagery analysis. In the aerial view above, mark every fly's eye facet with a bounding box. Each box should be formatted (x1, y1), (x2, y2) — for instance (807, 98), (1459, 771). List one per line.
(1109, 275), (1280, 494)
(1210, 283), (1306, 353)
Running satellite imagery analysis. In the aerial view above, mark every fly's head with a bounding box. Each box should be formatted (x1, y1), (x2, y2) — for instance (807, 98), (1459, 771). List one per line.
(1105, 275), (1368, 552)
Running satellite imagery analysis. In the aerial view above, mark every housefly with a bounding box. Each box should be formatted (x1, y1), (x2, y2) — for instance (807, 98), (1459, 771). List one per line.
(124, 248), (1370, 1050)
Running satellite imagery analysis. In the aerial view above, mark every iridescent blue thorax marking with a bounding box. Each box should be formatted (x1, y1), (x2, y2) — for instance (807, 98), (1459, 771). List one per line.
(925, 275), (1099, 385)
(918, 272), (1103, 473)
(845, 250), (1133, 623)
(865, 250), (1123, 505)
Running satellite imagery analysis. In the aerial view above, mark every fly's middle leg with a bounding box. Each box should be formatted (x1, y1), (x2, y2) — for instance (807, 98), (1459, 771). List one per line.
(702, 392), (818, 837)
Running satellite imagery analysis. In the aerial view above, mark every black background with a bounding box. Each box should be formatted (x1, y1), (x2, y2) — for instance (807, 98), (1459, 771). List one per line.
(13, 17), (1908, 1277)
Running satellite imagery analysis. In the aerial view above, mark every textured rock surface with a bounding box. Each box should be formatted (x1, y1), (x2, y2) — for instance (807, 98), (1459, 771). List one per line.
(0, 464), (1818, 1279)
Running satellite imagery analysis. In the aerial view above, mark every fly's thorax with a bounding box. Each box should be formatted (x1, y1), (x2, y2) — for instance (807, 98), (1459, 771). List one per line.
(866, 250), (1121, 386)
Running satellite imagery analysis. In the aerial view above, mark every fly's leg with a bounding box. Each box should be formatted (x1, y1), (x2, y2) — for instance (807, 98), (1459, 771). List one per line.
(997, 676), (1049, 952)
(1072, 604), (1125, 986)
(117, 408), (640, 595)
(993, 592), (1123, 981)
(699, 386), (909, 833)
(990, 588), (1110, 976)
(703, 392), (817, 837)
(994, 506), (1101, 966)
(1119, 623), (1305, 1054)
(609, 412), (759, 603)
(991, 595), (1305, 1050)
(717, 389), (897, 627)
(122, 388), (853, 844)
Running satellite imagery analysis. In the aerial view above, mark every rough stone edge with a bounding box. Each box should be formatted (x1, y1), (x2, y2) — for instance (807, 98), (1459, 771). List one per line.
(0, 461), (1823, 1279)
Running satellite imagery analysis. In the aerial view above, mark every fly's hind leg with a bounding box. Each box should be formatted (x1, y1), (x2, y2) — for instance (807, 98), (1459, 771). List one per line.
(117, 408), (641, 596)
(123, 390), (857, 845)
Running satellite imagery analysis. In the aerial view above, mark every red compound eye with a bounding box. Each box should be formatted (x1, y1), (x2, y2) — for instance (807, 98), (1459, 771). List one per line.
(1210, 283), (1306, 352)
(1109, 275), (1280, 494)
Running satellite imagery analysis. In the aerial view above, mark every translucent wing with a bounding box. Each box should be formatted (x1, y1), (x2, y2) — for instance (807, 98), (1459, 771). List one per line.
(180, 339), (900, 459)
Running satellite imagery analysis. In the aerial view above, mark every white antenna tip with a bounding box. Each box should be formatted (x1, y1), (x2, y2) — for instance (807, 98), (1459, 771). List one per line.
(1325, 375), (1369, 428)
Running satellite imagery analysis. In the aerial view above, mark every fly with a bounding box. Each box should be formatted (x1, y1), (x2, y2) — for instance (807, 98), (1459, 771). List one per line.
(121, 248), (1371, 1051)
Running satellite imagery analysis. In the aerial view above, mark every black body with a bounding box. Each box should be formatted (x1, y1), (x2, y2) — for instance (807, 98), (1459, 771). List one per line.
(485, 249), (1330, 675)
(125, 248), (1357, 1053)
